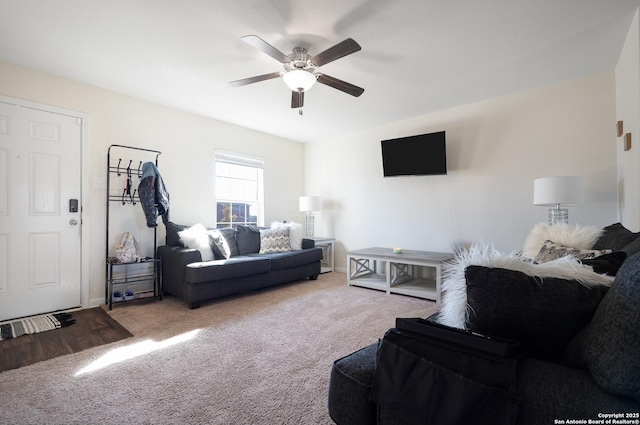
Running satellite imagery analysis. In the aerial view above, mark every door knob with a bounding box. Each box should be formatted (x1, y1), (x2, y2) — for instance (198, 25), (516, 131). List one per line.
(69, 219), (78, 226)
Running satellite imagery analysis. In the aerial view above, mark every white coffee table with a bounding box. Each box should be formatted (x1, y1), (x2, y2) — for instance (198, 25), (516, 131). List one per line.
(347, 247), (454, 303)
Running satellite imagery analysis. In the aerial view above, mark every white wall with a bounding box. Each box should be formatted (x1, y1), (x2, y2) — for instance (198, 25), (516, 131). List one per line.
(0, 61), (306, 305)
(0, 59), (624, 300)
(615, 7), (640, 232)
(305, 71), (619, 271)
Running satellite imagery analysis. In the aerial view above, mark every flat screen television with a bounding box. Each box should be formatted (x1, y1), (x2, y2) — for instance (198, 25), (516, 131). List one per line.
(381, 131), (447, 177)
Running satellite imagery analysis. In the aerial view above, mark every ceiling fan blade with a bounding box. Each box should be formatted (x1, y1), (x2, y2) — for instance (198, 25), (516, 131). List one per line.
(311, 38), (361, 67)
(291, 90), (304, 108)
(241, 35), (291, 64)
(317, 74), (364, 97)
(229, 72), (282, 87)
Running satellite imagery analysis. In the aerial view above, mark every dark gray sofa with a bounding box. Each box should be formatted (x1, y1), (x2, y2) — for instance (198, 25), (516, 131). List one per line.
(328, 223), (640, 424)
(157, 222), (322, 309)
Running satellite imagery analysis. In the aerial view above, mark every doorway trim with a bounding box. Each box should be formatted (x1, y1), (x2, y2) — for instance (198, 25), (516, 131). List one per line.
(0, 94), (90, 311)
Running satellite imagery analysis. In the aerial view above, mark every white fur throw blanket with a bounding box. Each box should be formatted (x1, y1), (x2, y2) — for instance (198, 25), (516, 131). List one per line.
(435, 243), (615, 329)
(521, 222), (602, 259)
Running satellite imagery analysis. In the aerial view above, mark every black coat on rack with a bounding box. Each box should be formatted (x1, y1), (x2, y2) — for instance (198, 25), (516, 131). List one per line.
(138, 162), (170, 227)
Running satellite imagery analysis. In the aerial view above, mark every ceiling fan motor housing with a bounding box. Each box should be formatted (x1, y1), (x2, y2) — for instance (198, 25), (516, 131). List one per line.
(285, 47), (316, 73)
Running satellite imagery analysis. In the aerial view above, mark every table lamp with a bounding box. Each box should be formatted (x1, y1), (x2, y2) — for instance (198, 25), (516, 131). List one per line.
(533, 176), (584, 225)
(299, 195), (322, 238)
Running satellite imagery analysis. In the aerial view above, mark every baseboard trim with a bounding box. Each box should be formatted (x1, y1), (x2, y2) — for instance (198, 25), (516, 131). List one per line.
(89, 297), (105, 308)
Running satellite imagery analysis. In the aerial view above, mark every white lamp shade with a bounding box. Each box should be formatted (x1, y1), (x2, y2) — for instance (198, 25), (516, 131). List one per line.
(299, 195), (322, 212)
(533, 176), (584, 206)
(283, 69), (317, 92)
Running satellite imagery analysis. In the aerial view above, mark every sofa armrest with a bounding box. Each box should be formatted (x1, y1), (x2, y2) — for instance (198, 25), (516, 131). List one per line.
(302, 238), (315, 249)
(157, 245), (202, 298)
(157, 245), (202, 264)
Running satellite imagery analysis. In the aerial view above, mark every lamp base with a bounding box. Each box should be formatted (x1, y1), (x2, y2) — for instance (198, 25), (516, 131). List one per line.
(304, 212), (315, 238)
(548, 208), (569, 225)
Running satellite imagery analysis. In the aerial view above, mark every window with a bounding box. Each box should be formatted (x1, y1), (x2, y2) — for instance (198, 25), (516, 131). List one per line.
(215, 150), (264, 228)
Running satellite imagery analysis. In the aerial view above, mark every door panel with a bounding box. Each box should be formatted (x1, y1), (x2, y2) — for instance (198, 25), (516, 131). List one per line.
(30, 232), (59, 287)
(0, 102), (82, 320)
(30, 153), (60, 215)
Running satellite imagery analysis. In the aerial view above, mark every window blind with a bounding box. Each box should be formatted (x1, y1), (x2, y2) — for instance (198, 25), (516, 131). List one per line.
(215, 149), (264, 169)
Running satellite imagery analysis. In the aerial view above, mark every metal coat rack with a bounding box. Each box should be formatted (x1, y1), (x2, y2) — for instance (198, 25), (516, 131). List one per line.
(105, 144), (163, 309)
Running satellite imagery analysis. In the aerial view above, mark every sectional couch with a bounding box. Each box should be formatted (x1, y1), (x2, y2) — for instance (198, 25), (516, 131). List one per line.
(157, 222), (322, 309)
(328, 223), (640, 425)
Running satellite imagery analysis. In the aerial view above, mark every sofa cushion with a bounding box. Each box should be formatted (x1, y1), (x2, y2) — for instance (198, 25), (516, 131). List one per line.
(534, 240), (611, 263)
(255, 248), (323, 271)
(517, 358), (638, 421)
(208, 227), (240, 260)
(592, 223), (638, 251)
(562, 252), (640, 401)
(236, 225), (261, 255)
(465, 265), (610, 360)
(435, 243), (614, 330)
(185, 256), (271, 283)
(165, 221), (188, 246)
(259, 227), (290, 254)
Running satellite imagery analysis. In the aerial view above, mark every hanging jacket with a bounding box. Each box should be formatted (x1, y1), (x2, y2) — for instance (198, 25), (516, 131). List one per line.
(138, 162), (170, 227)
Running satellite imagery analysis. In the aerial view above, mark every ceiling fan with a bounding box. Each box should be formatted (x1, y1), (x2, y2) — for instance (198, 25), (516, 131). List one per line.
(229, 35), (364, 109)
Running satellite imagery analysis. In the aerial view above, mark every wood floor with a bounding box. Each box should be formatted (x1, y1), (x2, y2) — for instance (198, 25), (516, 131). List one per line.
(0, 307), (132, 372)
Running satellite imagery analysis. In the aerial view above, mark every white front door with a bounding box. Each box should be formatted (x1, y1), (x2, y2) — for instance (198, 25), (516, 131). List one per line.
(0, 100), (83, 321)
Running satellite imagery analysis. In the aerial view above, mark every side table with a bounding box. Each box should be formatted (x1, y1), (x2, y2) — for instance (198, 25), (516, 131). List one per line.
(311, 237), (335, 273)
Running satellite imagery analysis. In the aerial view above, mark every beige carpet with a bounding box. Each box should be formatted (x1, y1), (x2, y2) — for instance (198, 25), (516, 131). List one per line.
(0, 272), (439, 425)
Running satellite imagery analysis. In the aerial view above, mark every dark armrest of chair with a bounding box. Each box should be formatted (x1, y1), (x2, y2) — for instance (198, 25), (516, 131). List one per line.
(302, 238), (315, 249)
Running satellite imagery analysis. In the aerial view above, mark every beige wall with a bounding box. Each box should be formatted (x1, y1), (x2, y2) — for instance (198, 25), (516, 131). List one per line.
(0, 61), (306, 306)
(305, 71), (619, 271)
(615, 7), (640, 232)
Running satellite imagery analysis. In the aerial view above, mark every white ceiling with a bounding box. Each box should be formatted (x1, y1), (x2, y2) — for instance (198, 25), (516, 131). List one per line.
(1, 0), (638, 143)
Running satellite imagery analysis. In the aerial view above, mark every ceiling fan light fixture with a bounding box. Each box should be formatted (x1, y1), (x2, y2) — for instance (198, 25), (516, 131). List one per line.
(283, 69), (317, 92)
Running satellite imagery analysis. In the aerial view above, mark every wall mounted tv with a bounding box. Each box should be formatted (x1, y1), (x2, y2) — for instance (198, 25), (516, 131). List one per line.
(381, 130), (447, 177)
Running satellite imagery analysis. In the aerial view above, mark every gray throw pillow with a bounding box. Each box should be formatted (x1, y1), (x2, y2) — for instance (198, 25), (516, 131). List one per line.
(563, 252), (640, 401)
(259, 227), (290, 254)
(208, 227), (239, 259)
(236, 225), (261, 255)
(534, 240), (611, 263)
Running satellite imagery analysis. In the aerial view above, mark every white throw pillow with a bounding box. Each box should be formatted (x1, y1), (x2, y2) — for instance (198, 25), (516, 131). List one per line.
(271, 221), (303, 250)
(178, 223), (214, 262)
(521, 223), (603, 260)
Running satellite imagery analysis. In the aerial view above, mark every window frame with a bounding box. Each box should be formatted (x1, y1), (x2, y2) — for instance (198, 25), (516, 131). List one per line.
(214, 149), (265, 229)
